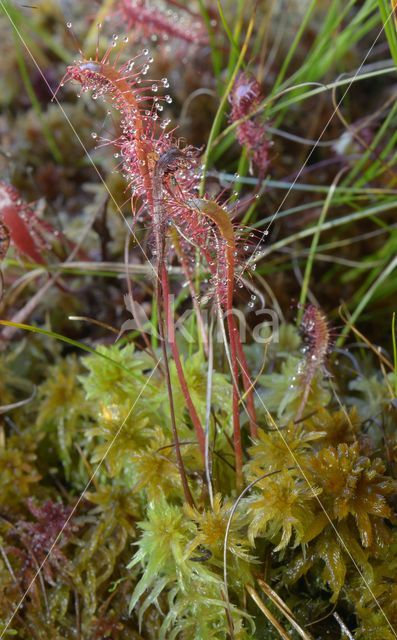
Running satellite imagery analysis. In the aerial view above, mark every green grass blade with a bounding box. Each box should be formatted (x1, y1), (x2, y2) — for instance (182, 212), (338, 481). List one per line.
(0, 320), (133, 372)
(337, 254), (397, 346)
(297, 173), (343, 322)
(378, 0), (397, 65)
(392, 312), (397, 395)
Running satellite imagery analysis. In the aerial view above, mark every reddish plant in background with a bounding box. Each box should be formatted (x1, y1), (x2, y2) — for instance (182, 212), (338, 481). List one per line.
(7, 499), (77, 590)
(0, 182), (48, 265)
(0, 182), (73, 266)
(15, 498), (76, 565)
(118, 0), (208, 46)
(229, 73), (271, 177)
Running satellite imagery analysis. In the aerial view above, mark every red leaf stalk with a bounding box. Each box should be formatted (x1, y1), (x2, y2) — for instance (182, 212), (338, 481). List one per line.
(160, 262), (206, 459)
(233, 324), (258, 439)
(171, 227), (209, 355)
(191, 199), (258, 485)
(153, 153), (206, 459)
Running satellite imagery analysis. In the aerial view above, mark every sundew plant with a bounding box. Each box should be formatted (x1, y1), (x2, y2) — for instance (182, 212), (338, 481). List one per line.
(0, 0), (397, 638)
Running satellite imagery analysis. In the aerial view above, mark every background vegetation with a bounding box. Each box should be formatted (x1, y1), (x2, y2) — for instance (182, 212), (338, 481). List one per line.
(0, 0), (397, 638)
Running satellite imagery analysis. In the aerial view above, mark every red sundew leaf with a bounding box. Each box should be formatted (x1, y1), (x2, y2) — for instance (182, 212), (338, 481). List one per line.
(301, 304), (330, 372)
(0, 182), (46, 264)
(0, 182), (77, 265)
(296, 305), (331, 421)
(187, 198), (235, 307)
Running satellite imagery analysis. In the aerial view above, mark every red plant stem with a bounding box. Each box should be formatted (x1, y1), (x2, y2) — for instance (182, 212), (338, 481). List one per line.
(194, 199), (247, 487)
(233, 325), (258, 439)
(153, 181), (193, 502)
(172, 229), (209, 356)
(160, 263), (206, 460)
(157, 272), (194, 507)
(153, 171), (204, 505)
(152, 155), (207, 462)
(225, 244), (243, 489)
(124, 235), (160, 368)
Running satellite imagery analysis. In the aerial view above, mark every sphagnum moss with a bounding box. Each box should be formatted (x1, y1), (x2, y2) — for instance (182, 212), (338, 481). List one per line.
(0, 330), (396, 638)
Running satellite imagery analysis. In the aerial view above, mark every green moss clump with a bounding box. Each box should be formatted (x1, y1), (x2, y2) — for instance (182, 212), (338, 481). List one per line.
(0, 331), (396, 638)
